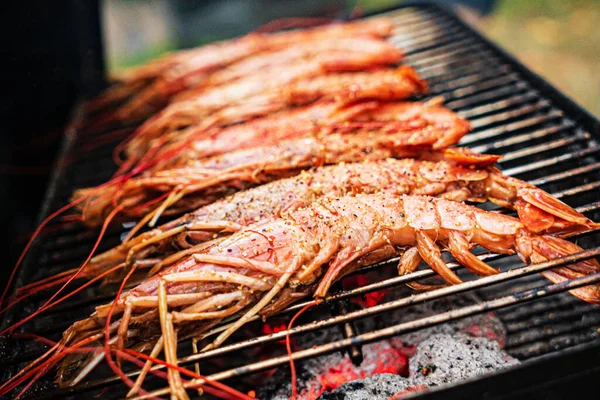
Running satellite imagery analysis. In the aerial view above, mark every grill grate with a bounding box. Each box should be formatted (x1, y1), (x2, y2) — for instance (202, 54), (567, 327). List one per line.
(2, 3), (600, 399)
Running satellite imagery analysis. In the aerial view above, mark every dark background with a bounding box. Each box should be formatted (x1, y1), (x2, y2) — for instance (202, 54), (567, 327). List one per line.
(0, 0), (104, 295)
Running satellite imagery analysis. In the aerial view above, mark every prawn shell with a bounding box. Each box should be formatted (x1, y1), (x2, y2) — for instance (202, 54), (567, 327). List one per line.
(475, 210), (523, 236)
(435, 199), (475, 231)
(420, 163), (489, 182)
(443, 147), (502, 167)
(403, 196), (440, 230)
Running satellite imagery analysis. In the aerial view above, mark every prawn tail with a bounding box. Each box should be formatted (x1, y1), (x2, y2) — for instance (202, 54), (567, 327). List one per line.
(516, 232), (600, 304)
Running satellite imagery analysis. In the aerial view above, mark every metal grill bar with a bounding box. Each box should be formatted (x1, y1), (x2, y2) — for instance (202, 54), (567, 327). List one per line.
(460, 113), (563, 145)
(43, 235), (600, 395)
(130, 271), (600, 400)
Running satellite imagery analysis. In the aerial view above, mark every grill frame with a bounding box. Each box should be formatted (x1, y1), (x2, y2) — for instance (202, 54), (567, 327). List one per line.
(2, 2), (600, 399)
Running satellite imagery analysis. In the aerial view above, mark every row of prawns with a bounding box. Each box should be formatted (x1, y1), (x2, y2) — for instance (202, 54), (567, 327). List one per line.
(2, 16), (599, 400)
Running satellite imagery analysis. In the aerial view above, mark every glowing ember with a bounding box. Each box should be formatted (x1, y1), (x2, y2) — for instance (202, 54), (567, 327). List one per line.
(344, 275), (390, 307)
(298, 343), (408, 399)
(461, 313), (506, 348)
(262, 323), (288, 345)
(388, 384), (428, 399)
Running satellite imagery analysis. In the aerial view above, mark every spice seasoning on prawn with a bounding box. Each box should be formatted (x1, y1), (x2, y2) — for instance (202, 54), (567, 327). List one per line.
(43, 192), (600, 397)
(42, 154), (600, 297)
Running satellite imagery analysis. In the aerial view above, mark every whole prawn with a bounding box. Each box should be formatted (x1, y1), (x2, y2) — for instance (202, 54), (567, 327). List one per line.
(16, 193), (597, 398)
(77, 118), (465, 226)
(90, 18), (396, 123)
(124, 66), (426, 161)
(17, 149), (596, 306)
(132, 99), (457, 175)
(76, 100), (468, 225)
(171, 36), (408, 101)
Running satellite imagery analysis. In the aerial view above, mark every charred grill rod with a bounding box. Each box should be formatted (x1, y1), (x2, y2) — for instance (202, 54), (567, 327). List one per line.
(331, 299), (364, 366)
(127, 268), (600, 400)
(34, 246), (600, 399)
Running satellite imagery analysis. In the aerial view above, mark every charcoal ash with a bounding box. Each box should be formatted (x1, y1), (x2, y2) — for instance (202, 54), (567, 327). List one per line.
(257, 291), (514, 400)
(409, 333), (518, 388)
(317, 374), (411, 400)
(316, 333), (517, 400)
(258, 340), (408, 400)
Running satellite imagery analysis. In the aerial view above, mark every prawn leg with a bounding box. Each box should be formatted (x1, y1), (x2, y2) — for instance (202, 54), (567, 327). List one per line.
(148, 240), (223, 276)
(127, 336), (164, 397)
(415, 231), (463, 285)
(204, 272), (293, 351)
(397, 247), (421, 275)
(116, 303), (133, 366)
(447, 230), (498, 276)
(157, 281), (189, 400)
(398, 245), (447, 291)
(125, 225), (186, 264)
(190, 339), (203, 397)
(125, 221), (242, 268)
(173, 299), (247, 323)
(204, 256), (302, 350)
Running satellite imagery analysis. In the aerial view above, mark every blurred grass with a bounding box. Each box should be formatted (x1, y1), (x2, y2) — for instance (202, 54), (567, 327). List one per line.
(481, 0), (600, 117)
(112, 42), (174, 71)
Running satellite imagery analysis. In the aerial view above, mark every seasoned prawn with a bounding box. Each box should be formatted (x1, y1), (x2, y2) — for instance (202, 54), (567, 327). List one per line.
(29, 193), (599, 398)
(75, 101), (470, 226)
(172, 37), (409, 102)
(125, 66), (426, 161)
(77, 119), (465, 226)
(17, 149), (594, 302)
(122, 97), (463, 180)
(95, 18), (396, 122)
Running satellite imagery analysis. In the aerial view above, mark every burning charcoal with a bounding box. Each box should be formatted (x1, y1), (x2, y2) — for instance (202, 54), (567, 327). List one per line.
(409, 333), (518, 388)
(311, 334), (518, 399)
(257, 340), (408, 400)
(389, 312), (508, 357)
(317, 373), (411, 400)
(257, 291), (513, 399)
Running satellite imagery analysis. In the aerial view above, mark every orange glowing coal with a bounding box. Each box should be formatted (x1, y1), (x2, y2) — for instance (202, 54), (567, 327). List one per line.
(299, 344), (408, 399)
(262, 322), (288, 344)
(345, 275), (390, 308)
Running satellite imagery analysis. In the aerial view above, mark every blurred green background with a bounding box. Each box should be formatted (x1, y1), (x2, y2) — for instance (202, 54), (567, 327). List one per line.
(103, 0), (599, 116)
(482, 0), (600, 118)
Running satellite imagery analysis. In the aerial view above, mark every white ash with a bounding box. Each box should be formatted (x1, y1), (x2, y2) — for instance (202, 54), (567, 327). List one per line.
(317, 334), (518, 400)
(317, 374), (411, 400)
(409, 333), (518, 388)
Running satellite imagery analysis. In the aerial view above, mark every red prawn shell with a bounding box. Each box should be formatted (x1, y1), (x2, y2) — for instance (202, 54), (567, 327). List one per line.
(403, 196), (440, 231)
(420, 162), (489, 182)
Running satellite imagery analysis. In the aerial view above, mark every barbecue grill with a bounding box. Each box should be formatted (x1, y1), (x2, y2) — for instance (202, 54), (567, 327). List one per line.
(2, 2), (600, 399)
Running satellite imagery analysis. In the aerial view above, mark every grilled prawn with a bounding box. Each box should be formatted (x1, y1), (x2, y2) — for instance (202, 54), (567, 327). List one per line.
(131, 99), (456, 175)
(171, 37), (408, 102)
(76, 101), (469, 225)
(50, 193), (599, 396)
(62, 149), (597, 291)
(125, 66), (426, 162)
(90, 18), (396, 122)
(78, 120), (464, 226)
